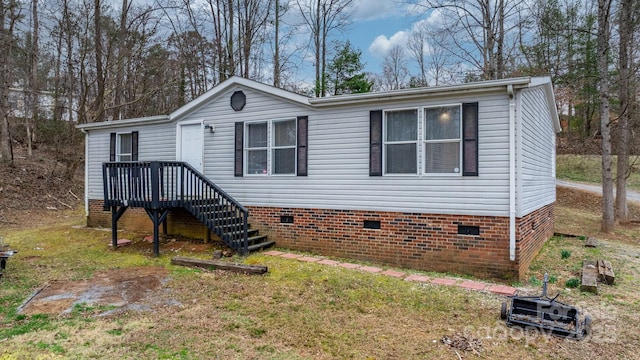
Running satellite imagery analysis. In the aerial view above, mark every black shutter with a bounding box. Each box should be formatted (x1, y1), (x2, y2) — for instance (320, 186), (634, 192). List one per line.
(131, 131), (139, 161)
(109, 133), (116, 161)
(297, 116), (308, 176)
(369, 110), (383, 176)
(234, 122), (244, 177)
(462, 102), (479, 176)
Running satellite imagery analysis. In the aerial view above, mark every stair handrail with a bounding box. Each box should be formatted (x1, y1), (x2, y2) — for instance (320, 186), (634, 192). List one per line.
(174, 161), (249, 255)
(103, 161), (249, 254)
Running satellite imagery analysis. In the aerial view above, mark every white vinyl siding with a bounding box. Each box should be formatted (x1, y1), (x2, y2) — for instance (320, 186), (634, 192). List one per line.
(84, 82), (556, 218)
(517, 86), (556, 216)
(85, 123), (176, 199)
(201, 90), (511, 217)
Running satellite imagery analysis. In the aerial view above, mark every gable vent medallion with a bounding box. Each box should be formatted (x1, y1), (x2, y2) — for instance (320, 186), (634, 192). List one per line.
(231, 91), (246, 111)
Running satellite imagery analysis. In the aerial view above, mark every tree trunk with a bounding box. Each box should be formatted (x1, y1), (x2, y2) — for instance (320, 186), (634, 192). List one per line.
(273, 0), (280, 87)
(615, 0), (632, 224)
(94, 0), (105, 122)
(314, 0), (320, 97)
(0, 0), (17, 164)
(227, 0), (235, 77)
(496, 0), (505, 79)
(597, 0), (614, 232)
(114, 0), (128, 120)
(27, 0), (39, 157)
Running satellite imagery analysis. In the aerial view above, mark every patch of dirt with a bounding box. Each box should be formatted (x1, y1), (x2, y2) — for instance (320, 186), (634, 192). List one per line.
(0, 144), (84, 227)
(18, 267), (179, 315)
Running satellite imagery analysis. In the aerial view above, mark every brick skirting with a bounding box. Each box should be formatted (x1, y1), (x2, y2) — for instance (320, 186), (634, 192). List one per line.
(87, 199), (554, 280)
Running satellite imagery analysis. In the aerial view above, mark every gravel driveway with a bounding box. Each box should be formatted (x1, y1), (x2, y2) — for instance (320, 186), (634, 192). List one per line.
(556, 179), (640, 204)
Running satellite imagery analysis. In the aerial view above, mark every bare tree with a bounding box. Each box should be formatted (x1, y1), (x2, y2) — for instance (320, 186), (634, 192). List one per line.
(237, 0), (272, 78)
(296, 0), (353, 97)
(597, 0), (614, 232)
(409, 0), (524, 80)
(26, 0), (38, 156)
(407, 26), (428, 87)
(93, 0), (105, 122)
(382, 44), (408, 90)
(614, 0), (634, 224)
(273, 0), (280, 86)
(1, 0), (22, 163)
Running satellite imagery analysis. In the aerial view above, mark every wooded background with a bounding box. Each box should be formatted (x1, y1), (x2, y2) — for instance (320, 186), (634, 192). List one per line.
(0, 0), (638, 231)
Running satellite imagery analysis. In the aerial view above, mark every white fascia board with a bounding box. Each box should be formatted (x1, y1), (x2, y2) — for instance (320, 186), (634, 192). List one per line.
(75, 115), (171, 131)
(528, 76), (561, 133)
(309, 77), (533, 107)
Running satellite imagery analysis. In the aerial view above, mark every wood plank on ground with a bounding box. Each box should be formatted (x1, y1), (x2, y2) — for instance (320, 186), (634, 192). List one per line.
(171, 257), (268, 275)
(581, 260), (598, 294)
(597, 260), (615, 285)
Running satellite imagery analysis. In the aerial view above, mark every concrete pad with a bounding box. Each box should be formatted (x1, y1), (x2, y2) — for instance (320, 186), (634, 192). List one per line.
(359, 266), (383, 273)
(487, 285), (517, 296)
(457, 281), (487, 291)
(381, 270), (406, 278)
(404, 274), (431, 282)
(298, 256), (320, 262)
(339, 263), (361, 269)
(430, 278), (457, 286)
(108, 239), (132, 247)
(263, 250), (285, 256)
(317, 259), (340, 266)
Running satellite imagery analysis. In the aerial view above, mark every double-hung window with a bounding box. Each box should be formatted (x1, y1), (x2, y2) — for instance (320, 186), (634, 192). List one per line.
(384, 109), (418, 174)
(110, 131), (138, 162)
(424, 105), (461, 174)
(246, 122), (268, 174)
(116, 133), (133, 161)
(371, 103), (477, 177)
(244, 119), (297, 175)
(272, 119), (297, 174)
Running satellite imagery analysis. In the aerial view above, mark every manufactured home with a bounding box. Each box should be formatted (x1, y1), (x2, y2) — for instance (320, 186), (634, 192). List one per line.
(78, 76), (560, 279)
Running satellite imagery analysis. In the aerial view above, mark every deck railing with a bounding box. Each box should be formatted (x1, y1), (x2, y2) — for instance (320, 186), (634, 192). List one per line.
(102, 161), (249, 254)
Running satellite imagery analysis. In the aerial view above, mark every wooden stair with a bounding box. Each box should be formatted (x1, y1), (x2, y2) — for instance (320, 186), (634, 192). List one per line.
(102, 161), (273, 256)
(188, 202), (275, 254)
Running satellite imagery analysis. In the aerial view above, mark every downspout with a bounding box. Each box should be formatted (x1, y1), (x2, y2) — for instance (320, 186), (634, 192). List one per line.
(81, 128), (89, 217)
(508, 85), (516, 261)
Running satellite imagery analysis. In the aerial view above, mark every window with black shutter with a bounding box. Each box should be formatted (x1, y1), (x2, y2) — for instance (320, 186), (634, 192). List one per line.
(462, 102), (478, 176)
(369, 110), (382, 176)
(109, 131), (138, 162)
(237, 117), (308, 176)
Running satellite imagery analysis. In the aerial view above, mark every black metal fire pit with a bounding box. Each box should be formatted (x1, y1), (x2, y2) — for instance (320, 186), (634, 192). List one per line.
(501, 273), (591, 340)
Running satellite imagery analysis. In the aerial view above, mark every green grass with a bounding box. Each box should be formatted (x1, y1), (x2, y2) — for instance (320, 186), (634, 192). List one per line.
(561, 249), (572, 259)
(556, 154), (640, 191)
(565, 278), (580, 288)
(2, 207), (640, 359)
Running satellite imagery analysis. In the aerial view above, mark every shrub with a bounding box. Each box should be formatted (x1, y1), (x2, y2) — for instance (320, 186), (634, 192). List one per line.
(565, 278), (580, 288)
(561, 250), (572, 259)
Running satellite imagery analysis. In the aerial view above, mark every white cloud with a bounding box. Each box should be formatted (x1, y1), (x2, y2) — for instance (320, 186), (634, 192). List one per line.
(368, 31), (409, 58)
(350, 0), (400, 21)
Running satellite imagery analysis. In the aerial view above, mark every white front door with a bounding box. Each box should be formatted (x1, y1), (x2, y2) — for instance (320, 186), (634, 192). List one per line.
(180, 123), (203, 172)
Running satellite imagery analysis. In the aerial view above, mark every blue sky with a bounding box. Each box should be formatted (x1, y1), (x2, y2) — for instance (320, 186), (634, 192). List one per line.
(288, 0), (433, 84)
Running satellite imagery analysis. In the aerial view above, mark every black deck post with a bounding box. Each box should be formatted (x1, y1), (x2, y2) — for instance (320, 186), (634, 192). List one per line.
(111, 206), (118, 248)
(152, 209), (160, 257)
(111, 205), (128, 250)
